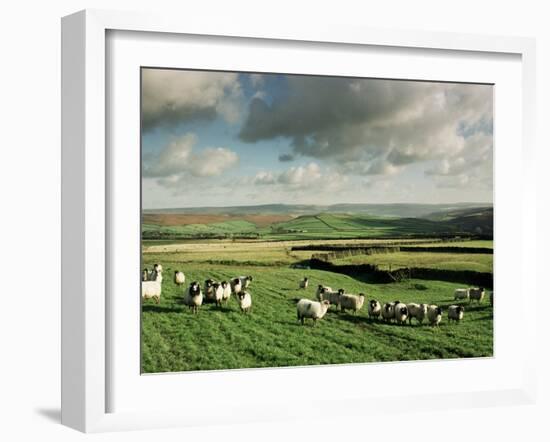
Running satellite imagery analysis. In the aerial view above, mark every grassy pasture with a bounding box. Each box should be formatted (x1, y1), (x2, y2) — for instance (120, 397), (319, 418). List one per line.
(332, 251), (493, 273)
(141, 247), (493, 373)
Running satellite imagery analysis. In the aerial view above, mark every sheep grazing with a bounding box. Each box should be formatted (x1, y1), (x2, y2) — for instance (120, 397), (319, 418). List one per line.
(174, 271), (185, 286)
(469, 287), (485, 303)
(454, 288), (470, 301)
(142, 268), (149, 282)
(448, 305), (465, 323)
(296, 299), (330, 326)
(299, 277), (309, 289)
(315, 285), (333, 301)
(230, 277), (243, 295)
(427, 305), (443, 326)
(141, 271), (163, 304)
(320, 288), (342, 307)
(221, 281), (231, 304)
(339, 293), (365, 314)
(394, 302), (408, 324)
(237, 291), (252, 313)
(407, 303), (428, 325)
(239, 276), (253, 289)
(382, 302), (396, 322)
(183, 281), (203, 314)
(368, 300), (381, 319)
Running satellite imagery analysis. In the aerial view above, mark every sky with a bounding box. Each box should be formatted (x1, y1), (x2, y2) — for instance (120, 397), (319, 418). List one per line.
(141, 68), (493, 210)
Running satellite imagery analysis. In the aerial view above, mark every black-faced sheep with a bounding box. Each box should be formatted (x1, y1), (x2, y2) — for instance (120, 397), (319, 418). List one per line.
(407, 303), (428, 325)
(382, 302), (396, 322)
(221, 281), (231, 304)
(183, 281), (203, 314)
(299, 277), (309, 289)
(448, 305), (465, 323)
(394, 302), (408, 324)
(469, 287), (485, 303)
(427, 305), (443, 326)
(368, 300), (381, 319)
(237, 291), (252, 313)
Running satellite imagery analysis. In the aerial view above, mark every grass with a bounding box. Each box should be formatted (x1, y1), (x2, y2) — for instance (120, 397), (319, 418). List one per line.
(141, 256), (493, 373)
(332, 251), (493, 273)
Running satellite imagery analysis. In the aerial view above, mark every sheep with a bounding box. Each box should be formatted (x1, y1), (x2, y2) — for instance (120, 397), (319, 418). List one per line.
(299, 277), (309, 289)
(394, 302), (408, 324)
(141, 271), (163, 304)
(239, 276), (253, 289)
(454, 288), (470, 301)
(203, 278), (217, 303)
(221, 281), (231, 304)
(142, 268), (149, 282)
(448, 305), (465, 323)
(320, 288), (342, 308)
(368, 299), (381, 319)
(174, 270), (185, 286)
(315, 285), (333, 301)
(407, 303), (428, 325)
(212, 282), (224, 307)
(339, 293), (365, 314)
(469, 287), (485, 303)
(230, 277), (243, 295)
(296, 299), (330, 326)
(237, 291), (252, 313)
(427, 305), (443, 326)
(150, 263), (163, 281)
(183, 281), (203, 314)
(381, 302), (396, 322)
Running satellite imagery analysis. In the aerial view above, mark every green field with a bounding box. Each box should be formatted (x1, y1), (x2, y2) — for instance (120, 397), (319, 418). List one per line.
(141, 241), (493, 373)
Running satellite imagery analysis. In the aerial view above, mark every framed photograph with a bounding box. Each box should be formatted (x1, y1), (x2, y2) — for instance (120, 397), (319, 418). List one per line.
(61, 9), (537, 433)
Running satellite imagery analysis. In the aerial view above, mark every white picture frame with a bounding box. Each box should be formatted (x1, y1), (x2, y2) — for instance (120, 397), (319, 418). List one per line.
(61, 9), (537, 433)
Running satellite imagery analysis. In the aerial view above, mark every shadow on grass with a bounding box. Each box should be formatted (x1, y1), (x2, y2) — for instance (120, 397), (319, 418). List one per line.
(142, 304), (182, 313)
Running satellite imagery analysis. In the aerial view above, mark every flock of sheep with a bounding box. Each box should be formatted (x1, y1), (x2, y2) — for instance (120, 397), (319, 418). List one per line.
(295, 277), (492, 327)
(141, 263), (254, 314)
(142, 265), (492, 328)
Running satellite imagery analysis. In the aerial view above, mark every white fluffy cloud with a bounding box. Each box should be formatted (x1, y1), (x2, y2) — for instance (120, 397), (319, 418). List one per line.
(239, 76), (493, 186)
(142, 69), (242, 131)
(143, 133), (239, 185)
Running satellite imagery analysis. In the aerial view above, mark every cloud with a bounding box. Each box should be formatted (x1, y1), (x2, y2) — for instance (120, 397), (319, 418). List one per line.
(142, 69), (242, 131)
(251, 162), (348, 192)
(143, 133), (239, 186)
(238, 76), (493, 185)
(278, 153), (295, 162)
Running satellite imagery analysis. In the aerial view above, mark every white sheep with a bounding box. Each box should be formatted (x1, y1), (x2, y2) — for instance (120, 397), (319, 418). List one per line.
(221, 281), (231, 304)
(174, 270), (185, 286)
(237, 291), (252, 313)
(141, 271), (163, 304)
(239, 276), (253, 289)
(368, 299), (381, 319)
(339, 293), (365, 314)
(394, 302), (408, 324)
(212, 282), (224, 307)
(320, 288), (342, 307)
(315, 285), (333, 301)
(427, 305), (443, 326)
(183, 281), (203, 314)
(299, 277), (309, 289)
(230, 277), (243, 295)
(296, 299), (330, 325)
(381, 302), (396, 322)
(448, 305), (465, 323)
(454, 288), (470, 301)
(469, 287), (485, 303)
(407, 303), (428, 325)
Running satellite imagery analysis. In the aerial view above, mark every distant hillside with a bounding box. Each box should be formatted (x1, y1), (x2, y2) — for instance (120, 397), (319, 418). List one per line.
(144, 202), (492, 219)
(424, 207), (493, 236)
